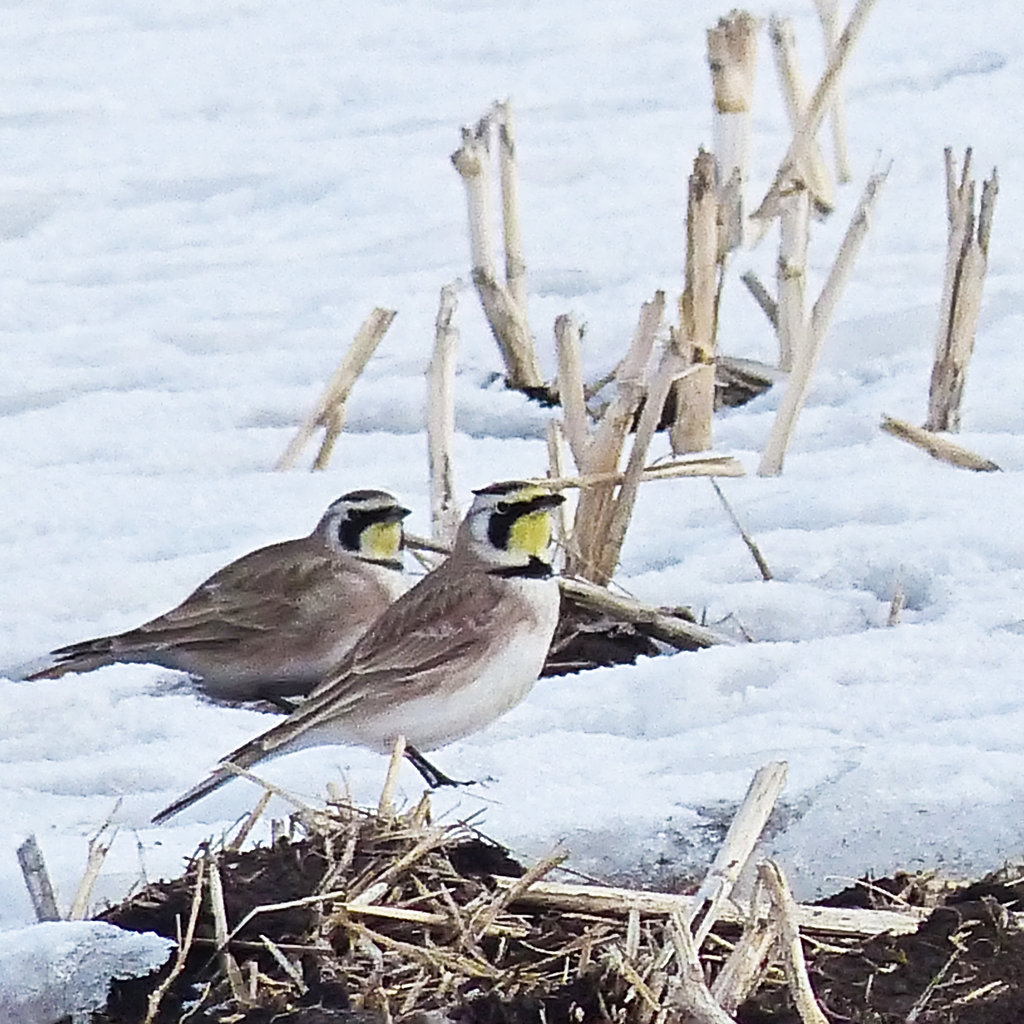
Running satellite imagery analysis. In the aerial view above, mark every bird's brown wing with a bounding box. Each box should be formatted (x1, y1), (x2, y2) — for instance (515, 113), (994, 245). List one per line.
(359, 567), (502, 664)
(28, 537), (338, 679)
(123, 539), (340, 649)
(51, 538), (351, 661)
(229, 564), (509, 762)
(151, 565), (523, 825)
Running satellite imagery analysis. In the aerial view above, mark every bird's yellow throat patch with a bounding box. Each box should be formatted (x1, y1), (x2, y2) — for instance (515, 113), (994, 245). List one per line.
(360, 521), (402, 561)
(508, 507), (553, 559)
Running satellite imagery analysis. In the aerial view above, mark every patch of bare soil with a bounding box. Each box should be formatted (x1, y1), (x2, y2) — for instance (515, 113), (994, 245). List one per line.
(542, 591), (665, 676)
(90, 799), (1024, 1024)
(741, 871), (1024, 1023)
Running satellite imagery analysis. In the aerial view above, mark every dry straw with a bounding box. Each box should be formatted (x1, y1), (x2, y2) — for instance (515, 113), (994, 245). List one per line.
(95, 759), (945, 1022)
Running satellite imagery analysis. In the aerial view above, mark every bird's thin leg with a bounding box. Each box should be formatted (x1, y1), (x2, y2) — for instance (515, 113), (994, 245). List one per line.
(404, 744), (475, 788)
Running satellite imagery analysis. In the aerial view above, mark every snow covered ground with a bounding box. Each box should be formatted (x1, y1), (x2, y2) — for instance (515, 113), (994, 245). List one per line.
(5, 0), (1024, 950)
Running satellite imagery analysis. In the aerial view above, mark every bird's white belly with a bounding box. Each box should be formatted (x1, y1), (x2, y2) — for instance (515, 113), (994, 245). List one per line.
(327, 576), (559, 752)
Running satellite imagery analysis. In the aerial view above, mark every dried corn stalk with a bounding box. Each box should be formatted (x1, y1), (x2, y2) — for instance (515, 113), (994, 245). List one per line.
(707, 10), (759, 250)
(752, 0), (879, 224)
(427, 283), (461, 545)
(275, 307), (396, 471)
(670, 149), (721, 454)
(925, 148), (998, 433)
(768, 15), (835, 215)
(559, 294), (664, 584)
(451, 104), (543, 391)
(812, 0), (853, 184)
(759, 168), (888, 476)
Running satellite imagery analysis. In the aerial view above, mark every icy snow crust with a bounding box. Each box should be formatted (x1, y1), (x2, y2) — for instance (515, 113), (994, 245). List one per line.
(0, 920), (172, 1022)
(5, 0), (1024, 932)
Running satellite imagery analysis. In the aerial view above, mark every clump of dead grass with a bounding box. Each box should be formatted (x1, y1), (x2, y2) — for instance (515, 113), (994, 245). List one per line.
(88, 762), (1024, 1024)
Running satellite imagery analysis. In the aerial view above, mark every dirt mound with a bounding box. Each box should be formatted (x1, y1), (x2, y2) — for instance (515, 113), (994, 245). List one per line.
(89, 800), (1024, 1024)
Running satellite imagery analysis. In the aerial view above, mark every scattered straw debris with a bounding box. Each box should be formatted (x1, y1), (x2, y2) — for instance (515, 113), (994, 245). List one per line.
(96, 798), (555, 1023)
(84, 763), (1024, 1024)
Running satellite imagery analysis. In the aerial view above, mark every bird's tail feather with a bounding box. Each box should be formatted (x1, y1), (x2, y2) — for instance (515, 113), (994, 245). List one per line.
(151, 732), (271, 825)
(24, 637), (116, 681)
(152, 681), (349, 824)
(151, 765), (236, 825)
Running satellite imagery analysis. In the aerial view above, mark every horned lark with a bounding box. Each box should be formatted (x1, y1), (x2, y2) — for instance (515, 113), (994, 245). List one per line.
(27, 490), (410, 701)
(152, 480), (565, 824)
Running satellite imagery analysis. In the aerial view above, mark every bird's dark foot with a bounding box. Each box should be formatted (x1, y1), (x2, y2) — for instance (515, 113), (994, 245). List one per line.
(405, 744), (475, 788)
(266, 695), (300, 713)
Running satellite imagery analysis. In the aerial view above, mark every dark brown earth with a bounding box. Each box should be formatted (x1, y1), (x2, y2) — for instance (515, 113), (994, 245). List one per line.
(91, 815), (1024, 1024)
(541, 591), (666, 676)
(93, 823), (530, 1024)
(739, 871), (1024, 1023)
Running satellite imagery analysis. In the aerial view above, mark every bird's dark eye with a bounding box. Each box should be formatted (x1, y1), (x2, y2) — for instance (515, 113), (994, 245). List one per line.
(488, 502), (516, 549)
(337, 514), (362, 552)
